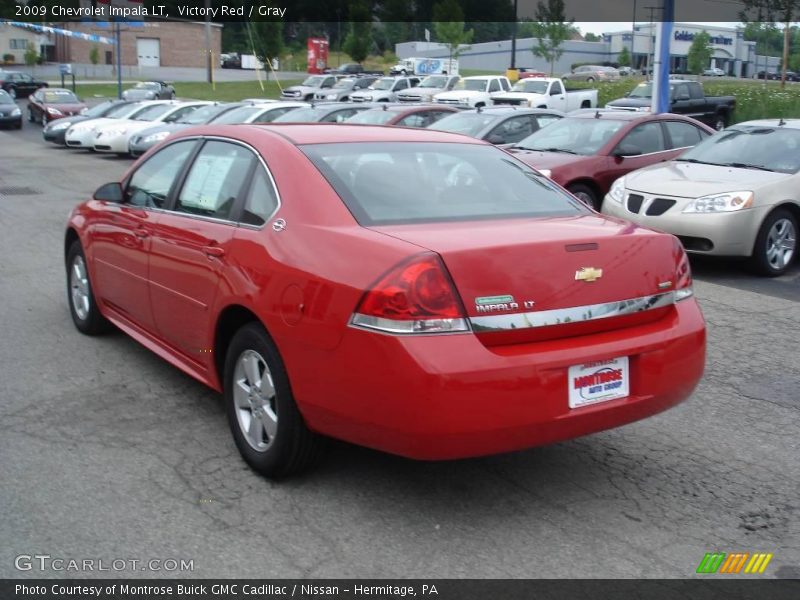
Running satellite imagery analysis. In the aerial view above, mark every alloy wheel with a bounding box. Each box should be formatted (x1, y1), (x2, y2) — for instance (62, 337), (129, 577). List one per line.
(70, 254), (90, 321)
(233, 349), (278, 452)
(765, 217), (796, 272)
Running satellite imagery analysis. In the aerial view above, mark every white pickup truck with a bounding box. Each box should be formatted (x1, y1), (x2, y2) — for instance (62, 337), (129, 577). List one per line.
(492, 78), (597, 111)
(433, 75), (512, 108)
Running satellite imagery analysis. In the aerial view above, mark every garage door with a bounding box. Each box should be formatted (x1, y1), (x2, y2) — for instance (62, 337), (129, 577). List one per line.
(137, 38), (160, 67)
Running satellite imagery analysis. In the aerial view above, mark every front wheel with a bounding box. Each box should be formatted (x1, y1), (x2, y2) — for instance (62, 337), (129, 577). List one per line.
(224, 323), (325, 478)
(748, 209), (797, 276)
(586, 77), (595, 82)
(568, 183), (599, 210)
(66, 241), (111, 335)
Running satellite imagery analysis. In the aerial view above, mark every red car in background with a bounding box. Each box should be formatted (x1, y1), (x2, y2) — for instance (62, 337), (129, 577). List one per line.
(27, 87), (87, 125)
(64, 124), (705, 478)
(508, 111), (714, 210)
(345, 103), (459, 127)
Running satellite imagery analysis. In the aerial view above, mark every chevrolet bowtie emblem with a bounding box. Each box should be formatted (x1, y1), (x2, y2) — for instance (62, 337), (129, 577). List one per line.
(575, 267), (603, 282)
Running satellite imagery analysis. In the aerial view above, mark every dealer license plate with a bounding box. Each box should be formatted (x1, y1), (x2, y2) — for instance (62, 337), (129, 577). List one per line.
(568, 357), (630, 409)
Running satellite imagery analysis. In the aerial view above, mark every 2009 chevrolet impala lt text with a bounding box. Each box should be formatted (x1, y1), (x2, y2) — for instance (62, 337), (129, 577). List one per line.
(64, 124), (706, 477)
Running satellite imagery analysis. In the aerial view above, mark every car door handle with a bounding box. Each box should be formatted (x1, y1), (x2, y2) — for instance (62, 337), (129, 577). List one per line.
(203, 245), (225, 258)
(134, 227), (149, 239)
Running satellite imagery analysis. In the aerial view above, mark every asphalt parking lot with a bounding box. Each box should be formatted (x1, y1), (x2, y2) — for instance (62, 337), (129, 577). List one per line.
(1, 102), (799, 579)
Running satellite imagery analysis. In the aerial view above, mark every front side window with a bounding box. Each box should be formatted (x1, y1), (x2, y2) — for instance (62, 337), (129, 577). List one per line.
(488, 79), (501, 92)
(321, 109), (357, 123)
(301, 142), (587, 225)
(176, 141), (255, 220)
(488, 115), (534, 144)
(125, 141), (195, 208)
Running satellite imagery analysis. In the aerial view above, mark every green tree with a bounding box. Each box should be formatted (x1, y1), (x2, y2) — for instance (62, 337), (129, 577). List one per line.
(252, 20), (284, 64)
(529, 0), (574, 76)
(618, 46), (631, 67)
(584, 32), (600, 42)
(24, 46), (38, 68)
(433, 0), (474, 64)
(740, 0), (800, 87)
(687, 30), (713, 75)
(342, 0), (372, 63)
(89, 45), (99, 66)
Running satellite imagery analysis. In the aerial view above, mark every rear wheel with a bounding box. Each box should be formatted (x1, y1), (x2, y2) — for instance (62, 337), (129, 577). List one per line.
(748, 208), (797, 276)
(586, 77), (595, 83)
(568, 183), (599, 210)
(224, 323), (325, 478)
(66, 241), (111, 335)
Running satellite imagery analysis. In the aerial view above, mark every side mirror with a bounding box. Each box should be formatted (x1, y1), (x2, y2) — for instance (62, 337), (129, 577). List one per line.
(613, 144), (642, 158)
(93, 182), (123, 203)
(487, 134), (505, 144)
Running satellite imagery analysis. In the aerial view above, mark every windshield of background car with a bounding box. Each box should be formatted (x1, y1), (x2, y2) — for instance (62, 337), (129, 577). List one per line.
(419, 75), (448, 88)
(272, 107), (321, 122)
(372, 78), (395, 90)
(514, 117), (625, 154)
(134, 82), (159, 90)
(345, 110), (397, 125)
(211, 105), (261, 124)
(178, 103), (230, 124)
(301, 142), (587, 225)
(511, 80), (549, 93)
(429, 112), (498, 137)
(0, 90), (13, 104)
(301, 76), (325, 86)
(679, 126), (800, 174)
(454, 79), (488, 91)
(132, 104), (173, 121)
(43, 91), (79, 103)
(628, 83), (653, 98)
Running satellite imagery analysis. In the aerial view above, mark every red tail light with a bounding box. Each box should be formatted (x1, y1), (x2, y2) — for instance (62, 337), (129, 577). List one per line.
(351, 253), (469, 334)
(675, 242), (693, 301)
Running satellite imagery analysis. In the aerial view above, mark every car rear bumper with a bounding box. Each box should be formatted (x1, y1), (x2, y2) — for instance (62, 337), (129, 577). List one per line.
(295, 299), (705, 460)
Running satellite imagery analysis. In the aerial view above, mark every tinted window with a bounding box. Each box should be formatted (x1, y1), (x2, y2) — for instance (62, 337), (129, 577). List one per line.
(321, 108), (357, 123)
(347, 109), (396, 125)
(241, 167), (279, 227)
(430, 112), (500, 137)
(125, 141), (195, 208)
(550, 80), (563, 95)
(619, 122), (666, 154)
(176, 141), (254, 220)
(689, 82), (704, 99)
(178, 103), (231, 124)
(212, 106), (261, 124)
(664, 121), (704, 148)
(488, 115), (534, 144)
(252, 106), (298, 122)
(301, 142), (587, 225)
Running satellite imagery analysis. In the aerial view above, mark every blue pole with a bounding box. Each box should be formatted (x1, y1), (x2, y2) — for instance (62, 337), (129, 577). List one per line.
(655, 0), (675, 113)
(116, 22), (122, 99)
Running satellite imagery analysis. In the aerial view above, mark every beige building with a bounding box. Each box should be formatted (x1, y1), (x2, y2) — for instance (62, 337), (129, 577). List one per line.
(0, 22), (53, 64)
(54, 21), (222, 69)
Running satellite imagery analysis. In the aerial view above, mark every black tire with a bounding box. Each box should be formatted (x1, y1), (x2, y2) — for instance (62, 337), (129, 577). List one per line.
(568, 183), (599, 210)
(14, 121), (22, 130)
(586, 77), (595, 83)
(747, 208), (797, 277)
(66, 240), (112, 335)
(224, 322), (325, 478)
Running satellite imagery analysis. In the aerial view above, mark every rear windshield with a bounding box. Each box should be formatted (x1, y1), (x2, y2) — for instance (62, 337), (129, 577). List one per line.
(679, 126), (800, 174)
(133, 104), (173, 121)
(301, 142), (587, 225)
(178, 103), (230, 124)
(346, 110), (396, 125)
(429, 112), (498, 137)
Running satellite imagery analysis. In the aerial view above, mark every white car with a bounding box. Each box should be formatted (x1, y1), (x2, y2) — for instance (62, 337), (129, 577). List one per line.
(92, 101), (209, 155)
(349, 76), (421, 103)
(433, 75), (511, 108)
(602, 119), (800, 276)
(491, 78), (597, 111)
(208, 101), (307, 124)
(64, 101), (154, 149)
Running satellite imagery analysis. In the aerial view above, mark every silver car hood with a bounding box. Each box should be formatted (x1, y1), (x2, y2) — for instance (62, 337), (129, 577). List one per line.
(626, 161), (789, 198)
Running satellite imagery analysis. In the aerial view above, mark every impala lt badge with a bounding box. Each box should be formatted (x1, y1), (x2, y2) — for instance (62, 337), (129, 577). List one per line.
(575, 267), (603, 282)
(475, 295), (534, 313)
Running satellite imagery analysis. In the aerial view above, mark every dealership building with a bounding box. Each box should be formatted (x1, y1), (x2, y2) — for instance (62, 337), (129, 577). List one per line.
(397, 23), (779, 77)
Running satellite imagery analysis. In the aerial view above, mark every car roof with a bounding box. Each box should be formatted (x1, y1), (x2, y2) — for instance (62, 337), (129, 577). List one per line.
(567, 109), (677, 122)
(460, 107), (562, 116)
(230, 123), (490, 145)
(734, 119), (800, 130)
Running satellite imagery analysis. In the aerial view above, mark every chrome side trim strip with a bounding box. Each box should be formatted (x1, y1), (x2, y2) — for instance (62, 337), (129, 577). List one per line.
(469, 291), (676, 332)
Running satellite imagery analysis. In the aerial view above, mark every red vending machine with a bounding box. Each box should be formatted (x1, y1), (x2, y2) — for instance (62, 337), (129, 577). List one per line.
(306, 38), (329, 74)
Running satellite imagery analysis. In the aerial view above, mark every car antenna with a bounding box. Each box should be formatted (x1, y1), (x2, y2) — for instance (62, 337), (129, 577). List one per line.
(778, 117), (786, 126)
(476, 105), (483, 113)
(382, 103), (388, 111)
(594, 110), (601, 118)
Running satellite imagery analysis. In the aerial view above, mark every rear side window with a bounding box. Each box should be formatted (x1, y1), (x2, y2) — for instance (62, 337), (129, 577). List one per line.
(664, 121), (705, 148)
(618, 122), (666, 154)
(175, 141), (254, 220)
(125, 141), (195, 208)
(301, 142), (587, 225)
(240, 167), (279, 227)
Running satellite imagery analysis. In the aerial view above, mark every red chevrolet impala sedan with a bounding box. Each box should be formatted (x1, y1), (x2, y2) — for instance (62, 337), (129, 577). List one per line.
(64, 124), (706, 477)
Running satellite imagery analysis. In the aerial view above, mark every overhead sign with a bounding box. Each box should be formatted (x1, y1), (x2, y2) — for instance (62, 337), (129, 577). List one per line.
(674, 30), (733, 46)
